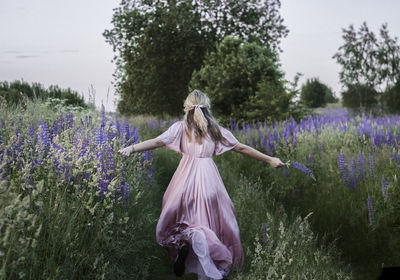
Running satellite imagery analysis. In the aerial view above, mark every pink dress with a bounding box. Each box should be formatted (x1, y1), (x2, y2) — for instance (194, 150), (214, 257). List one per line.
(156, 120), (244, 279)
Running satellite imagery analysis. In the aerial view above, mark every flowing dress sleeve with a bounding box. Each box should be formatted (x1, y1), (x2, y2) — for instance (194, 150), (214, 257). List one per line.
(214, 126), (239, 156)
(156, 120), (184, 154)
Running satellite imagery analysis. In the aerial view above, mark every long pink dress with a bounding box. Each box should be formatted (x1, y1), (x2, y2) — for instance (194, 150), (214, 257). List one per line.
(156, 120), (244, 279)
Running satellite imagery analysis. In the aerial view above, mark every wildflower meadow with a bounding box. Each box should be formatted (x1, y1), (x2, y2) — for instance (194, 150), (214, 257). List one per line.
(0, 99), (399, 279)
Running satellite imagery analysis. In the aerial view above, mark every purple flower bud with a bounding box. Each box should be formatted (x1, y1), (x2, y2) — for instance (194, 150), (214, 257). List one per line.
(367, 196), (375, 227)
(381, 176), (389, 201)
(262, 224), (268, 243)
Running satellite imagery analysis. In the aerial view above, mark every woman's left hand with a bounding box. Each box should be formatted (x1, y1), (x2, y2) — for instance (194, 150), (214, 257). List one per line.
(269, 157), (285, 168)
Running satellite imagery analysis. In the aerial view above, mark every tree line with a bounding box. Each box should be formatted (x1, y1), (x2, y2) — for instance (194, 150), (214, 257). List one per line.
(0, 80), (88, 109)
(104, 0), (400, 121)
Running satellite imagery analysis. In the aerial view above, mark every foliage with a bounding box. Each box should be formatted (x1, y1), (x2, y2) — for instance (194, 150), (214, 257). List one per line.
(103, 0), (289, 117)
(233, 205), (351, 280)
(300, 77), (338, 108)
(341, 83), (378, 109)
(189, 36), (291, 123)
(0, 80), (89, 109)
(333, 22), (400, 110)
(383, 81), (400, 113)
(103, 0), (208, 116)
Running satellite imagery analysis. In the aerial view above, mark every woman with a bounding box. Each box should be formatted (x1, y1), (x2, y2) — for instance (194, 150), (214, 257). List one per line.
(117, 90), (285, 279)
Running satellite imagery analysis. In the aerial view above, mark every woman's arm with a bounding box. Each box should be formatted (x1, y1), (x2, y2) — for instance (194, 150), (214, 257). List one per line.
(232, 143), (285, 168)
(117, 138), (165, 156)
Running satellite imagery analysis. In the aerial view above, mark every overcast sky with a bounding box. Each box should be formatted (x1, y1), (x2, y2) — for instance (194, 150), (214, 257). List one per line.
(1, 0), (399, 112)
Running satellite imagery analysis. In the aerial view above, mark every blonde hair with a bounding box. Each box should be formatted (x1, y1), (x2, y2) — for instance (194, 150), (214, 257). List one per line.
(183, 89), (222, 144)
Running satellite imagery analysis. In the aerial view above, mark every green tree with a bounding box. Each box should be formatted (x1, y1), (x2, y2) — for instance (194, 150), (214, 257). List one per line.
(300, 78), (336, 108)
(189, 36), (291, 122)
(333, 22), (400, 110)
(383, 81), (400, 113)
(103, 0), (289, 116)
(341, 84), (378, 109)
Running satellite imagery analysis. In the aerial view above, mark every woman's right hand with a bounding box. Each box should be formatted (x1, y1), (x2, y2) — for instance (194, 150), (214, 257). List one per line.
(117, 146), (135, 157)
(269, 157), (285, 168)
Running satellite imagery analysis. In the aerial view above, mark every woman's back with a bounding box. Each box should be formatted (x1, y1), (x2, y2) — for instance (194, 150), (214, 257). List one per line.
(157, 120), (240, 159)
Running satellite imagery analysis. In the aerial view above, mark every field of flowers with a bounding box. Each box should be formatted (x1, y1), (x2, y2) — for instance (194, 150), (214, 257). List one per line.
(0, 99), (398, 279)
(225, 107), (400, 278)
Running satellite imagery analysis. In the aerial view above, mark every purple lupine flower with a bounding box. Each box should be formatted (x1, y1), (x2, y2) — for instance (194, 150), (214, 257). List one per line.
(348, 156), (357, 188)
(262, 224), (268, 243)
(105, 144), (115, 179)
(260, 134), (266, 147)
(367, 196), (375, 227)
(369, 155), (375, 181)
(381, 175), (389, 201)
(290, 160), (316, 180)
(28, 124), (35, 148)
(101, 104), (106, 128)
(292, 132), (297, 147)
(266, 140), (271, 155)
(38, 120), (51, 152)
(337, 152), (347, 186)
(274, 130), (280, 143)
(282, 165), (288, 177)
(357, 151), (366, 181)
(392, 152), (400, 168)
(95, 128), (106, 146)
(308, 153), (313, 166)
(122, 181), (130, 207)
(66, 112), (74, 128)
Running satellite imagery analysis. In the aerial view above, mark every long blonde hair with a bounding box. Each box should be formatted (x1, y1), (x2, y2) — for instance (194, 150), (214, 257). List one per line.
(183, 90), (222, 144)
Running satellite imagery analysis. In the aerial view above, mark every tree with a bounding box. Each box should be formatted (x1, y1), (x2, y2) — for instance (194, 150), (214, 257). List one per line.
(383, 81), (400, 113)
(189, 36), (291, 122)
(333, 22), (400, 110)
(341, 84), (378, 109)
(300, 78), (336, 108)
(377, 24), (400, 90)
(103, 0), (289, 116)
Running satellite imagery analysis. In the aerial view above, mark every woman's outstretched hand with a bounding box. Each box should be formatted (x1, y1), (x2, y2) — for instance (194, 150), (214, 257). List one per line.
(117, 146), (135, 157)
(269, 157), (285, 168)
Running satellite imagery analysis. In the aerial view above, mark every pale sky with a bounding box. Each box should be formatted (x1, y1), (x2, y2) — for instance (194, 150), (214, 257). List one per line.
(1, 0), (399, 112)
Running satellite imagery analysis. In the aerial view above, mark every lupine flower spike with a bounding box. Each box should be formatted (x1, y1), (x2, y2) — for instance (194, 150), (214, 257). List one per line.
(285, 160), (316, 181)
